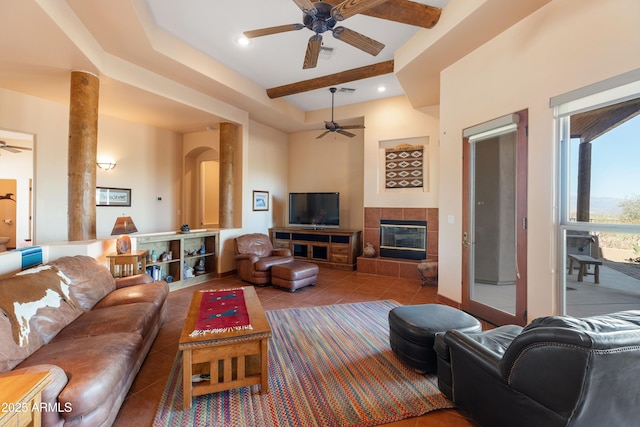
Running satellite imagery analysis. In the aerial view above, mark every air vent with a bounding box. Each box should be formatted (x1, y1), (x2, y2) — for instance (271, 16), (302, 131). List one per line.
(319, 45), (336, 59)
(338, 87), (356, 95)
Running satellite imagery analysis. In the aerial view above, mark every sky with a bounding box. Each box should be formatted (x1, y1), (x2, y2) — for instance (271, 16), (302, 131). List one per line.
(571, 113), (640, 200)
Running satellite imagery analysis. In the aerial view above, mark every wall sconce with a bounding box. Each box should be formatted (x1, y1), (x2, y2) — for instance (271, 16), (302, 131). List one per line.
(97, 161), (116, 170)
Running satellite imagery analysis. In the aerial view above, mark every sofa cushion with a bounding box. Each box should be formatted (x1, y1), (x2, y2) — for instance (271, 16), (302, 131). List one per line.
(254, 255), (295, 272)
(52, 302), (159, 342)
(0, 315), (42, 373)
(93, 281), (169, 310)
(234, 233), (274, 258)
(50, 255), (116, 310)
(16, 332), (143, 422)
(0, 265), (83, 371)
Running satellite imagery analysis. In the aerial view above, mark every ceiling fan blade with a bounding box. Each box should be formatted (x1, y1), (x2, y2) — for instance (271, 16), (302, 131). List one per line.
(337, 129), (357, 138)
(243, 24), (304, 39)
(303, 34), (323, 69)
(316, 131), (331, 139)
(338, 124), (365, 130)
(292, 0), (318, 15)
(1, 146), (20, 153)
(331, 0), (390, 21)
(323, 0), (441, 28)
(332, 27), (384, 56)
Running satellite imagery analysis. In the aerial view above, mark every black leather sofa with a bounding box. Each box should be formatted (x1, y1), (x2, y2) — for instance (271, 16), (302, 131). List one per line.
(435, 310), (640, 427)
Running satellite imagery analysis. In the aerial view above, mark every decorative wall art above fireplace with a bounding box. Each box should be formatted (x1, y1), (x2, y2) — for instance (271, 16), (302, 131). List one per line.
(383, 143), (425, 190)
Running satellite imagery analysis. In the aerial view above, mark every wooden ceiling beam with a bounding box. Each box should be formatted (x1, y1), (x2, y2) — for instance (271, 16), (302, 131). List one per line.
(322, 0), (441, 29)
(267, 60), (394, 99)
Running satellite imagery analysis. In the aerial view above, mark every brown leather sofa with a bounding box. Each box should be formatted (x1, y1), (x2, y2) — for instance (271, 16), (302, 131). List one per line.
(0, 255), (168, 427)
(233, 233), (293, 285)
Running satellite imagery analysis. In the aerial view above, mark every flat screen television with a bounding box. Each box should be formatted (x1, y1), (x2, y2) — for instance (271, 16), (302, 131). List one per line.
(288, 192), (340, 228)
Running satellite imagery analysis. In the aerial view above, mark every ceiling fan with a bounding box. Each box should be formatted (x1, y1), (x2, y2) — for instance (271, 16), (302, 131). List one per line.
(0, 140), (32, 155)
(317, 87), (364, 139)
(244, 0), (390, 69)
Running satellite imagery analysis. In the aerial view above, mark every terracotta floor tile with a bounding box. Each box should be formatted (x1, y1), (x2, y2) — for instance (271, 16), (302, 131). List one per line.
(113, 268), (479, 427)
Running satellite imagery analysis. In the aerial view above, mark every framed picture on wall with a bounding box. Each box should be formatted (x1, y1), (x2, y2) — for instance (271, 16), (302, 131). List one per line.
(96, 187), (131, 206)
(253, 190), (269, 211)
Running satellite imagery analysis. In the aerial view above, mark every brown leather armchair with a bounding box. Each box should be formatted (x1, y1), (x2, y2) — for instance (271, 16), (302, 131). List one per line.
(233, 233), (293, 285)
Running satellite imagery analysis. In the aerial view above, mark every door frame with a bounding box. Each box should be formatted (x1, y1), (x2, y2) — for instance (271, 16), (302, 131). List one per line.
(462, 109), (528, 326)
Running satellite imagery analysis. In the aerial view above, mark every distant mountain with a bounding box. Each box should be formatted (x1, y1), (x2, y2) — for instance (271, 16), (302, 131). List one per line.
(570, 195), (623, 218)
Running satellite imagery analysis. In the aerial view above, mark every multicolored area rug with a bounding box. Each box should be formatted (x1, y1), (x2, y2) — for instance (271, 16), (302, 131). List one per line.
(153, 300), (453, 427)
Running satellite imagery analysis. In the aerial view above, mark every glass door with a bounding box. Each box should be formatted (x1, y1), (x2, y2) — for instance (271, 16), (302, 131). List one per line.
(462, 110), (528, 326)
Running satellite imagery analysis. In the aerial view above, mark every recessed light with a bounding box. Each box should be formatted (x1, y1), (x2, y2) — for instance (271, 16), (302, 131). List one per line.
(377, 86), (387, 93)
(237, 36), (250, 46)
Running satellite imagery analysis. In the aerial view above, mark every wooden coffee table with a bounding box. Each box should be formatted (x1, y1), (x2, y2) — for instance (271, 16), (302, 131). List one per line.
(179, 286), (272, 409)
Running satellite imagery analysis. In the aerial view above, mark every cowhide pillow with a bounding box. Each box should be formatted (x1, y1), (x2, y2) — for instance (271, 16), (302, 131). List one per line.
(0, 265), (83, 372)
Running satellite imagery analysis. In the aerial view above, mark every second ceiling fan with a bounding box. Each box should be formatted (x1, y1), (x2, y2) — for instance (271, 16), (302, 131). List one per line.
(317, 87), (364, 139)
(243, 0), (389, 69)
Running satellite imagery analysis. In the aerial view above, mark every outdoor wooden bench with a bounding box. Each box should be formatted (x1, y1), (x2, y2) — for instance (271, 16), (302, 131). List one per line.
(568, 254), (602, 284)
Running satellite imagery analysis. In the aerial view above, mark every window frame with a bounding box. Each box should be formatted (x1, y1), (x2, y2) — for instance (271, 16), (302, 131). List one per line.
(554, 72), (640, 314)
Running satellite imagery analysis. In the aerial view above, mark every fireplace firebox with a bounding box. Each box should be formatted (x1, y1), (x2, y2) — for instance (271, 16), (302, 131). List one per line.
(379, 220), (427, 260)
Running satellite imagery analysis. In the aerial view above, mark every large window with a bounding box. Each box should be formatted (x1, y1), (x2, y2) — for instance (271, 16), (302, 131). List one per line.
(555, 72), (640, 316)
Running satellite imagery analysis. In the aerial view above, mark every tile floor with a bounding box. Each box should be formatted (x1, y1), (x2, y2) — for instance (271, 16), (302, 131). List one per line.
(113, 268), (478, 427)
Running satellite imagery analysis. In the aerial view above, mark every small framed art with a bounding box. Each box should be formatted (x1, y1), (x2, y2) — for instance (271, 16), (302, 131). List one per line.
(96, 187), (131, 207)
(252, 190), (269, 211)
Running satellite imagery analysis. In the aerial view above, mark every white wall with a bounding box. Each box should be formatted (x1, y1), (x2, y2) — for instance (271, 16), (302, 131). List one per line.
(246, 120), (289, 232)
(0, 88), (69, 245)
(288, 128), (364, 230)
(360, 98), (439, 210)
(0, 87), (291, 275)
(95, 114), (183, 238)
(217, 119), (289, 274)
(438, 0), (640, 319)
(292, 95), (440, 232)
(0, 88), (184, 245)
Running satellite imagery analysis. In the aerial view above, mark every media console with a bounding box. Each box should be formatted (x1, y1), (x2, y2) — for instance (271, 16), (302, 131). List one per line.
(269, 227), (362, 271)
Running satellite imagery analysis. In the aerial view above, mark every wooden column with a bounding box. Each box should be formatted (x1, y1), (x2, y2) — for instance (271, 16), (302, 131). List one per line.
(68, 71), (99, 241)
(219, 122), (237, 228)
(576, 141), (591, 222)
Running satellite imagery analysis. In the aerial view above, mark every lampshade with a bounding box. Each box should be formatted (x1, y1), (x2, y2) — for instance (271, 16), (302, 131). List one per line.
(111, 216), (138, 254)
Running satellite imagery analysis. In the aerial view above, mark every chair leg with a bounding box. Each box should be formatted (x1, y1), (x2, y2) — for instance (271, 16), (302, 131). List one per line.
(578, 264), (585, 282)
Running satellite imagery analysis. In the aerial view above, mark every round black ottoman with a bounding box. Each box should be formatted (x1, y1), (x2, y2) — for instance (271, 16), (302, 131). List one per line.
(388, 304), (482, 374)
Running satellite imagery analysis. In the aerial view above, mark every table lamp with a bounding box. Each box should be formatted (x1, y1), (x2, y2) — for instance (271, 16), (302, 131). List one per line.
(111, 215), (138, 254)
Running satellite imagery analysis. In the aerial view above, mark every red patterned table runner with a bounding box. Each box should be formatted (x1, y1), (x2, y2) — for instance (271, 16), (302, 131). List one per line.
(189, 288), (252, 337)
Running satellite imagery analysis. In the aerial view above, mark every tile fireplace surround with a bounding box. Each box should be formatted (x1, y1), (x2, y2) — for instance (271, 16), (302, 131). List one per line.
(358, 207), (439, 281)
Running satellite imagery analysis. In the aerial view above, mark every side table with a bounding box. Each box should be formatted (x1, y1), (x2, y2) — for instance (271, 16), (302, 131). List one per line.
(0, 371), (52, 427)
(107, 250), (149, 278)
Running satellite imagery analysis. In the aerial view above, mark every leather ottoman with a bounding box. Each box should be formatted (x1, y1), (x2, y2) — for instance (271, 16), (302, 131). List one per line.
(271, 261), (319, 292)
(388, 304), (482, 374)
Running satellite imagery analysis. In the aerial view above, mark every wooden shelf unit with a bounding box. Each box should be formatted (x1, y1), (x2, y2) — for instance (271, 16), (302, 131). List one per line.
(269, 227), (361, 271)
(133, 230), (219, 289)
